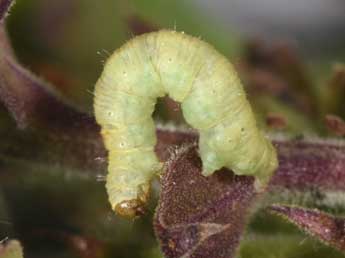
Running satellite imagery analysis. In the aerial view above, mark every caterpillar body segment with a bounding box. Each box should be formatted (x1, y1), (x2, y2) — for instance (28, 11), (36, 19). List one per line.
(94, 30), (278, 218)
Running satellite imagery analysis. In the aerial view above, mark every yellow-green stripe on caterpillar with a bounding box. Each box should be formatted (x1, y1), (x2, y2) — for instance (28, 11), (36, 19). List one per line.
(94, 30), (278, 218)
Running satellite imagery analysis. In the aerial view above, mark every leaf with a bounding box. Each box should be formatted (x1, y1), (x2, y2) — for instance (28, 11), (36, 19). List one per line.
(0, 0), (98, 132)
(154, 144), (257, 258)
(156, 129), (345, 192)
(0, 0), (106, 172)
(0, 36), (96, 131)
(0, 0), (14, 58)
(0, 62), (105, 172)
(0, 0), (14, 22)
(0, 240), (23, 258)
(154, 132), (345, 257)
(270, 137), (345, 191)
(269, 205), (345, 252)
(0, 51), (106, 172)
(0, 25), (12, 56)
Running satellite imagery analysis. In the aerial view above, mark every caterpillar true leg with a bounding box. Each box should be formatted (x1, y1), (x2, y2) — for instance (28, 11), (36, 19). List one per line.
(94, 30), (278, 218)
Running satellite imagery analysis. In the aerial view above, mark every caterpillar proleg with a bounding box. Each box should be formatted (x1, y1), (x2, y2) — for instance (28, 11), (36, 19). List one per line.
(94, 30), (278, 218)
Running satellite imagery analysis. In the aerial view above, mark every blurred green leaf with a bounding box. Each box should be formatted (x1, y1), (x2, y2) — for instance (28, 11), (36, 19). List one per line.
(0, 240), (23, 258)
(239, 234), (344, 258)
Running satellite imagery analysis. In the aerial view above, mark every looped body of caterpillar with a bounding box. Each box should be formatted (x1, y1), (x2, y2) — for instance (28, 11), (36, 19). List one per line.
(94, 30), (278, 218)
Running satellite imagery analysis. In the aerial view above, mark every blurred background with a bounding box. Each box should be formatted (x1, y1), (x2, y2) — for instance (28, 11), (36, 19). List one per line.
(198, 0), (345, 53)
(5, 0), (345, 111)
(1, 0), (345, 257)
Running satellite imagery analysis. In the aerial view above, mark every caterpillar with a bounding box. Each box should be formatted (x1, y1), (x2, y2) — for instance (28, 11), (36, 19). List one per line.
(94, 30), (278, 218)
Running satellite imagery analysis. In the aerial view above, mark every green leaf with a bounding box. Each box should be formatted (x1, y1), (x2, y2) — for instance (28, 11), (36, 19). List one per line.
(0, 240), (23, 258)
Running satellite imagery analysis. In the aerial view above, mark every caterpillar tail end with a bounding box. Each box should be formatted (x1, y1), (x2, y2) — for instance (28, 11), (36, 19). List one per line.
(199, 139), (279, 193)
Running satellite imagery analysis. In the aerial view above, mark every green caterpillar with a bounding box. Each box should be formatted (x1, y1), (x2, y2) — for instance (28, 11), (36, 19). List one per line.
(94, 30), (278, 218)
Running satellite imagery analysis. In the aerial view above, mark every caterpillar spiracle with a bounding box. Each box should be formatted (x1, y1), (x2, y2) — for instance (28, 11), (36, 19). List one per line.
(94, 30), (278, 218)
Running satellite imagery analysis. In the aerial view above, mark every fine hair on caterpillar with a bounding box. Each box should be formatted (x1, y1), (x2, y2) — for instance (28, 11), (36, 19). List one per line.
(94, 29), (278, 218)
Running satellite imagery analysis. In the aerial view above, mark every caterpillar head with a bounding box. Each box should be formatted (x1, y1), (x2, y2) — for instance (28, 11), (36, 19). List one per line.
(112, 182), (151, 219)
(115, 200), (146, 218)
